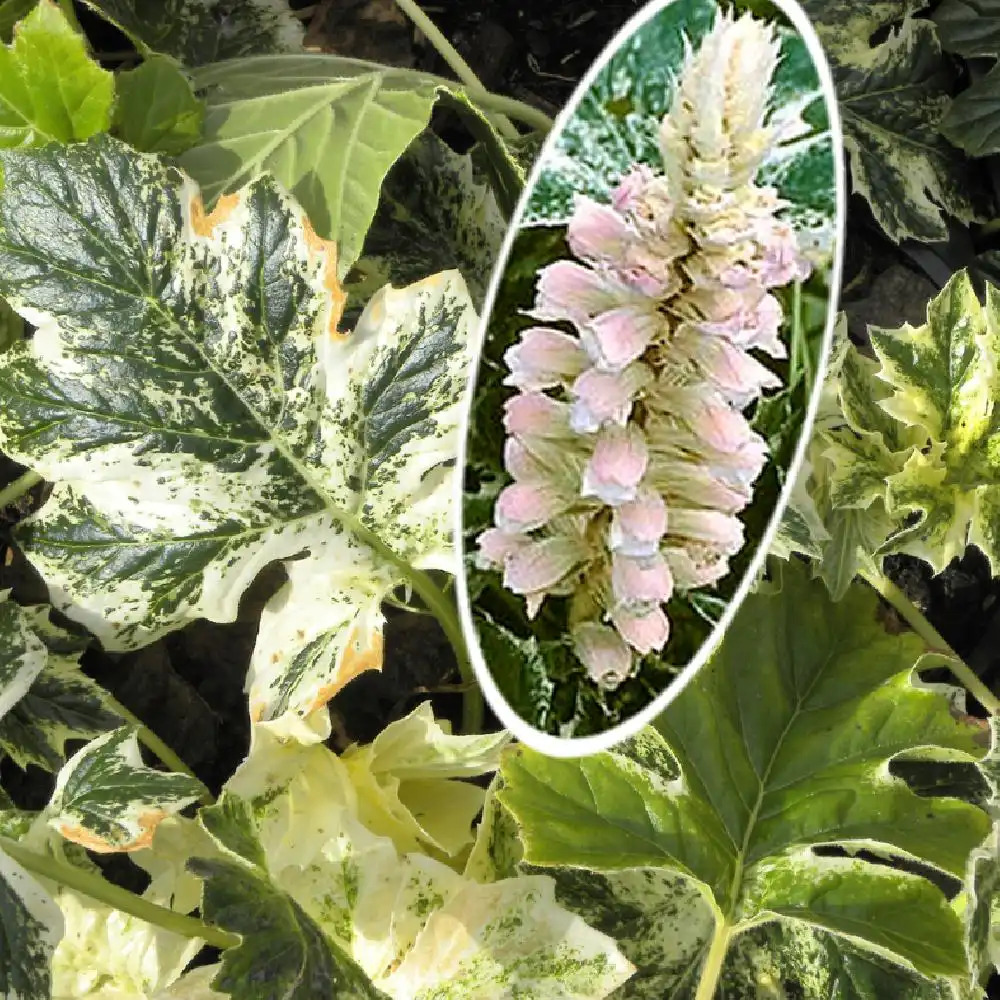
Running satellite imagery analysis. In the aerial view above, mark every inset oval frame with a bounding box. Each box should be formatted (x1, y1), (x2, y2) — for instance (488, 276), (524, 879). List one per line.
(456, 0), (846, 756)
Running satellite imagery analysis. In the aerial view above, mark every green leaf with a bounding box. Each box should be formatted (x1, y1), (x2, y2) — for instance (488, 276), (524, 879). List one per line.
(0, 0), (36, 41)
(499, 565), (991, 993)
(0, 592), (47, 722)
(346, 132), (505, 311)
(0, 845), (63, 1000)
(935, 0), (1000, 57)
(113, 54), (204, 155)
(46, 727), (202, 852)
(191, 795), (387, 1000)
(181, 56), (441, 274)
(0, 0), (113, 147)
(942, 61), (1000, 157)
(0, 607), (123, 772)
(0, 135), (477, 727)
(79, 0), (304, 65)
(802, 1), (985, 242)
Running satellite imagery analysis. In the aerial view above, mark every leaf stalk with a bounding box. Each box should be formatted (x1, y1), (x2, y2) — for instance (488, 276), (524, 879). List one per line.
(694, 917), (733, 1000)
(0, 469), (42, 510)
(0, 835), (239, 950)
(860, 567), (1000, 715)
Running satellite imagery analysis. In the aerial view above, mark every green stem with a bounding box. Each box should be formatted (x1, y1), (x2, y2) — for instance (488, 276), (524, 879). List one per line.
(392, 0), (521, 141)
(0, 835), (238, 950)
(694, 918), (733, 1000)
(860, 567), (1000, 716)
(0, 469), (41, 510)
(788, 281), (803, 388)
(102, 695), (215, 805)
(466, 89), (553, 132)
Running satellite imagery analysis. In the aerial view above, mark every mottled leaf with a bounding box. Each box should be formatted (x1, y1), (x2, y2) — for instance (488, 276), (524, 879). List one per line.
(500, 565), (990, 994)
(47, 727), (202, 852)
(113, 55), (204, 155)
(0, 135), (476, 726)
(0, 845), (63, 1000)
(181, 56), (440, 273)
(347, 132), (505, 311)
(0, 0), (112, 147)
(802, 0), (984, 242)
(0, 592), (47, 722)
(79, 0), (303, 65)
(191, 723), (633, 1000)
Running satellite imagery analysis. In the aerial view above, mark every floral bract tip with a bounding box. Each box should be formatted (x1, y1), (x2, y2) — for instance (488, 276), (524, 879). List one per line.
(478, 10), (811, 689)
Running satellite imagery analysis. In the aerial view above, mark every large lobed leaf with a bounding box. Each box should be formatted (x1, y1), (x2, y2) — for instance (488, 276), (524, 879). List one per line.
(802, 0), (987, 242)
(186, 704), (633, 999)
(181, 56), (442, 274)
(0, 135), (477, 727)
(499, 564), (991, 995)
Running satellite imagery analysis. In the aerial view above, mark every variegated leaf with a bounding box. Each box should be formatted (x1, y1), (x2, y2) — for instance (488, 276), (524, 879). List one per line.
(79, 0), (303, 65)
(181, 56), (440, 273)
(341, 701), (510, 858)
(0, 135), (477, 725)
(499, 566), (991, 994)
(0, 845), (64, 1000)
(46, 727), (202, 852)
(802, 0), (984, 242)
(193, 728), (633, 1000)
(0, 0), (113, 149)
(347, 132), (506, 311)
(0, 606), (122, 772)
(866, 271), (1000, 573)
(0, 591), (47, 722)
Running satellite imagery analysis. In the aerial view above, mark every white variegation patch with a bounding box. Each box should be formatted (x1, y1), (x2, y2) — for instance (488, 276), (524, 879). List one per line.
(0, 591), (48, 722)
(47, 728), (202, 853)
(0, 136), (478, 727)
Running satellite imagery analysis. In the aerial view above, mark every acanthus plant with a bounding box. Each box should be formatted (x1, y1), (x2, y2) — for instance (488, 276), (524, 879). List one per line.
(477, 10), (814, 690)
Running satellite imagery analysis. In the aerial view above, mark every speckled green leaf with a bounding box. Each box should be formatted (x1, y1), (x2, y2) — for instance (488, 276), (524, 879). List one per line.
(864, 272), (1000, 573)
(181, 56), (439, 273)
(0, 607), (123, 772)
(0, 845), (63, 1000)
(0, 135), (477, 726)
(113, 54), (204, 155)
(0, 0), (112, 147)
(78, 0), (303, 64)
(346, 133), (505, 311)
(0, 592), (47, 723)
(500, 565), (990, 993)
(190, 795), (386, 1000)
(802, 0), (983, 242)
(46, 727), (201, 853)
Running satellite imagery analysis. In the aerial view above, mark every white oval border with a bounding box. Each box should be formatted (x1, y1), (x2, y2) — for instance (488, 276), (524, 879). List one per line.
(454, 0), (846, 758)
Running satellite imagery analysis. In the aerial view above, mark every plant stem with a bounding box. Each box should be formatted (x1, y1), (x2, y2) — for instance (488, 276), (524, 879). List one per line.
(392, 0), (521, 141)
(466, 89), (553, 133)
(0, 835), (239, 950)
(860, 567), (1000, 715)
(695, 918), (732, 1000)
(102, 695), (215, 805)
(0, 469), (41, 510)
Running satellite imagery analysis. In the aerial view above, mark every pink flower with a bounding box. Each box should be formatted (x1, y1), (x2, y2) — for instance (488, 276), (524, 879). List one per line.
(581, 425), (648, 505)
(611, 552), (674, 606)
(504, 327), (588, 390)
(532, 261), (621, 323)
(669, 508), (744, 552)
(579, 306), (661, 371)
(609, 490), (668, 557)
(503, 536), (586, 597)
(611, 165), (655, 211)
(502, 392), (571, 437)
(476, 528), (530, 571)
(569, 364), (647, 433)
(572, 622), (633, 688)
(611, 605), (670, 654)
(495, 482), (569, 533)
(567, 195), (633, 261)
